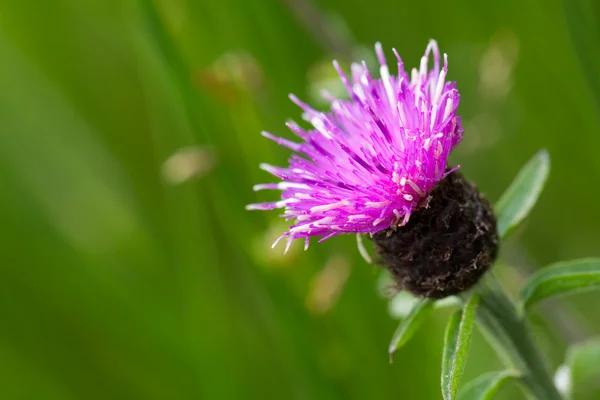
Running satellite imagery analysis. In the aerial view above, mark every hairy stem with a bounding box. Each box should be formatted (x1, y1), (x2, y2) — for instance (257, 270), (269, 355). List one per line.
(475, 274), (563, 400)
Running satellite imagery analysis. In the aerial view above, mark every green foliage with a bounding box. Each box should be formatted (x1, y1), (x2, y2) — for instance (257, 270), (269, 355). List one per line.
(562, 0), (600, 111)
(388, 299), (433, 359)
(565, 338), (600, 398)
(388, 291), (461, 319)
(1, 0), (600, 399)
(441, 294), (480, 400)
(457, 371), (521, 400)
(519, 259), (600, 313)
(495, 150), (550, 238)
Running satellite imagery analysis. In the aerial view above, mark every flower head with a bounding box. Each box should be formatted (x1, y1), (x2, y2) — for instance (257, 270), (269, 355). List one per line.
(248, 40), (463, 251)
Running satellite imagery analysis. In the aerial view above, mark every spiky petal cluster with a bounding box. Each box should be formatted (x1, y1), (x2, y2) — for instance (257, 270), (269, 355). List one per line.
(247, 40), (463, 251)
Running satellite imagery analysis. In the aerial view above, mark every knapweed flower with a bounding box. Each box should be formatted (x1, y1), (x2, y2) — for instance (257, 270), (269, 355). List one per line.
(248, 41), (498, 298)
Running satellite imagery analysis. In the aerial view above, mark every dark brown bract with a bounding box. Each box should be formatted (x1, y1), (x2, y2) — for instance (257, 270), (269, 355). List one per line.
(373, 171), (499, 299)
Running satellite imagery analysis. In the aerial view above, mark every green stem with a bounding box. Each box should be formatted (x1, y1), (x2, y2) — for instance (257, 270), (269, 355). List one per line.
(475, 274), (563, 400)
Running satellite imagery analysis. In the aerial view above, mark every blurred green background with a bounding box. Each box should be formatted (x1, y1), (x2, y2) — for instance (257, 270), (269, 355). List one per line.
(1, 0), (599, 399)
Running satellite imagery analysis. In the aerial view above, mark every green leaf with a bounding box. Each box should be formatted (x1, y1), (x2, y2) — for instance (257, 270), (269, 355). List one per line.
(441, 293), (480, 400)
(519, 258), (600, 313)
(457, 371), (520, 400)
(567, 338), (600, 392)
(388, 291), (460, 319)
(388, 298), (433, 361)
(495, 150), (550, 238)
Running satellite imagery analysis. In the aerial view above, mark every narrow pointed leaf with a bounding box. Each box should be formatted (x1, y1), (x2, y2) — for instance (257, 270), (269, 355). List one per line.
(495, 150), (550, 238)
(519, 258), (600, 313)
(388, 298), (433, 360)
(457, 370), (520, 400)
(441, 293), (480, 400)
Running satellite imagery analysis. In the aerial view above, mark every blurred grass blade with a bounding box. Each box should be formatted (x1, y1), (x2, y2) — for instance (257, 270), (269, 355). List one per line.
(457, 370), (520, 400)
(136, 0), (205, 141)
(388, 298), (433, 361)
(495, 150), (550, 238)
(562, 0), (600, 111)
(441, 294), (479, 400)
(519, 258), (600, 313)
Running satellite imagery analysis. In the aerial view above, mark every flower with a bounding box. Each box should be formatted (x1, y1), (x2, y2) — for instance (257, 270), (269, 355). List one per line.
(373, 170), (498, 298)
(247, 40), (463, 252)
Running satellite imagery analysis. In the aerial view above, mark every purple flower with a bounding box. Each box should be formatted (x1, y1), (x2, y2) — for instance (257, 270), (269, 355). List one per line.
(247, 40), (463, 252)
